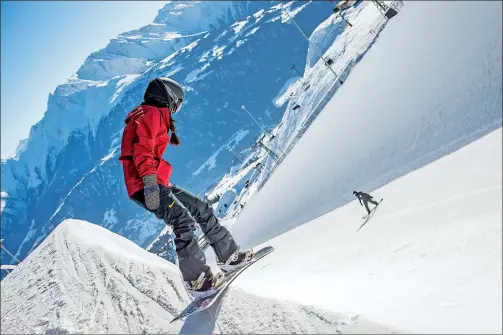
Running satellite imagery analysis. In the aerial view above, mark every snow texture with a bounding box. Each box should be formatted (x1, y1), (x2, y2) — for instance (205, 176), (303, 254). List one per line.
(1, 219), (399, 334)
(1, 220), (187, 334)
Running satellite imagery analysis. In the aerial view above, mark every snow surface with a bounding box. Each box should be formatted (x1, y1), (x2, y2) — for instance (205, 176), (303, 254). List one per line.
(235, 39), (247, 48)
(0, 265), (16, 270)
(278, 1), (312, 24)
(154, 2), (240, 35)
(232, 128), (502, 334)
(227, 1), (502, 333)
(1, 219), (399, 334)
(253, 9), (265, 23)
(231, 20), (248, 35)
(243, 1), (394, 194)
(245, 27), (260, 38)
(1, 220), (186, 334)
(273, 77), (301, 107)
(0, 191), (6, 212)
(234, 0), (502, 245)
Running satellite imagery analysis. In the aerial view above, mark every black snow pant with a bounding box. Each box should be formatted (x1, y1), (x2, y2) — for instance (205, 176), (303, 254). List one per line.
(131, 184), (238, 281)
(363, 199), (379, 214)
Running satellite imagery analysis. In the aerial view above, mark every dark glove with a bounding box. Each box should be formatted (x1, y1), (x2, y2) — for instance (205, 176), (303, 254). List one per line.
(143, 174), (160, 210)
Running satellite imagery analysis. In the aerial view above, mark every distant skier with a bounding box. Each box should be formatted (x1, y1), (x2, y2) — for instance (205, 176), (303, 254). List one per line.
(353, 191), (380, 215)
(119, 77), (253, 295)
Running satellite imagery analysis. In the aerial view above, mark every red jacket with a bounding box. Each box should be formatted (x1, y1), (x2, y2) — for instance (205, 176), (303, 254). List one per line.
(119, 104), (173, 196)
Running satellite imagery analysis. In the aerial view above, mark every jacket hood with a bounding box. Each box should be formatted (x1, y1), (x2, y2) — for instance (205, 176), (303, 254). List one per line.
(144, 78), (171, 108)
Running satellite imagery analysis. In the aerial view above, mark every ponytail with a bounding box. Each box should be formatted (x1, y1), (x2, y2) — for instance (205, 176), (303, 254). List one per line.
(169, 116), (180, 146)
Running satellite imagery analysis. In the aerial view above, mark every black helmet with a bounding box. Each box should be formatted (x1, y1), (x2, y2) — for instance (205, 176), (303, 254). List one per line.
(159, 77), (184, 113)
(144, 77), (184, 113)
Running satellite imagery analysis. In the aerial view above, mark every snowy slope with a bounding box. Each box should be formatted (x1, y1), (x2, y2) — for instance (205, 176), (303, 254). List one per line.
(205, 0), (395, 216)
(193, 288), (403, 334)
(232, 127), (502, 334)
(226, 1), (502, 333)
(212, 2), (401, 199)
(0, 219), (187, 334)
(1, 219), (401, 334)
(233, 0), (502, 246)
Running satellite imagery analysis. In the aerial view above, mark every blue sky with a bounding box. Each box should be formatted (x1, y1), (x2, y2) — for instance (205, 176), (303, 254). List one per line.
(1, 1), (168, 158)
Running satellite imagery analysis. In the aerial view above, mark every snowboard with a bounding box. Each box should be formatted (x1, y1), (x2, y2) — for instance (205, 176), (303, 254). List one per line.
(361, 198), (383, 219)
(171, 246), (274, 323)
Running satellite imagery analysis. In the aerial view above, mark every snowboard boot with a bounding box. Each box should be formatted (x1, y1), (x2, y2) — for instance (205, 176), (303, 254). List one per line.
(218, 248), (254, 274)
(187, 269), (226, 299)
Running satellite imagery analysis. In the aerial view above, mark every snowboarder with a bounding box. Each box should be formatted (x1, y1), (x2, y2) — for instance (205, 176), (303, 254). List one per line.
(119, 77), (253, 295)
(353, 191), (380, 215)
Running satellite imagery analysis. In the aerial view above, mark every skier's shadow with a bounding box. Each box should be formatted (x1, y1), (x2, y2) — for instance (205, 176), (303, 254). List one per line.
(179, 288), (226, 334)
(357, 203), (382, 232)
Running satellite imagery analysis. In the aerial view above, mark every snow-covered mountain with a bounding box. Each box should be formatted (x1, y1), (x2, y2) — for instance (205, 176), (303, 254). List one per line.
(1, 1), (341, 266)
(202, 0), (402, 220)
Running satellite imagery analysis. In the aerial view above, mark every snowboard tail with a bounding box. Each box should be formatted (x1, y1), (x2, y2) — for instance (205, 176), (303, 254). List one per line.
(171, 246), (274, 323)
